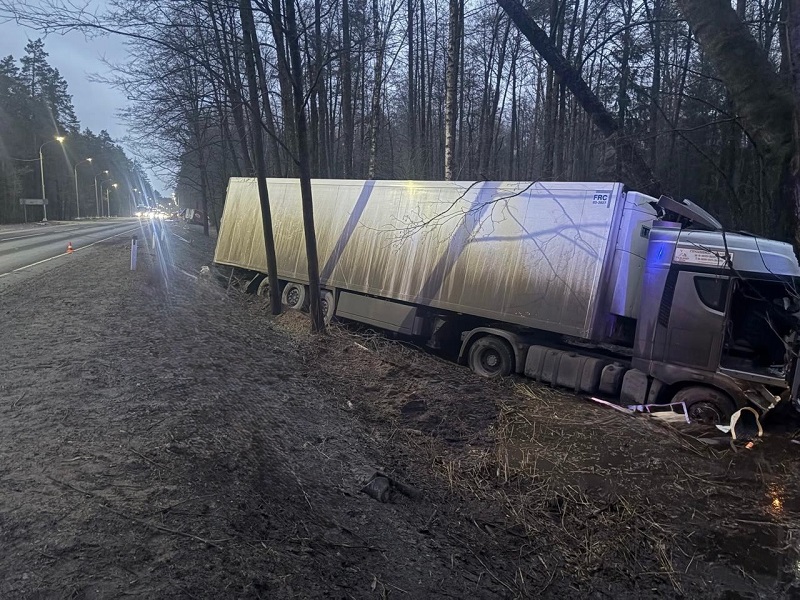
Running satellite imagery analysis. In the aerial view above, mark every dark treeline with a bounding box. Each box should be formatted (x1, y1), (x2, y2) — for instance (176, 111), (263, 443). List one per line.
(0, 39), (152, 222)
(43, 0), (786, 238)
(2, 1), (797, 239)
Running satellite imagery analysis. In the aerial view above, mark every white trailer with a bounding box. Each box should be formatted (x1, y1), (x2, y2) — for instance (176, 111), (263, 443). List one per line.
(215, 178), (655, 338)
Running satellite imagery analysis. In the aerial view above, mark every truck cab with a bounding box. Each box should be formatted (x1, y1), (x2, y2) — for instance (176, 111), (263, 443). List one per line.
(629, 200), (800, 422)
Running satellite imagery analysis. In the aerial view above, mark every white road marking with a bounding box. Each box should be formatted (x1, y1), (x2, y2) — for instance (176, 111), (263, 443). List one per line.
(0, 226), (139, 279)
(0, 222), (123, 243)
(0, 232), (55, 242)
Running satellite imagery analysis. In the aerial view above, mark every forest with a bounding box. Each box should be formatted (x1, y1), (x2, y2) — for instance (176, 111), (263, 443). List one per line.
(0, 38), (151, 222)
(1, 1), (792, 233)
(1, 0), (798, 328)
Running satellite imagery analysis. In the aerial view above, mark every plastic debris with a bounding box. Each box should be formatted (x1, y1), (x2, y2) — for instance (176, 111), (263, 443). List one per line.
(588, 397), (634, 414)
(716, 407), (763, 441)
(627, 401), (690, 423)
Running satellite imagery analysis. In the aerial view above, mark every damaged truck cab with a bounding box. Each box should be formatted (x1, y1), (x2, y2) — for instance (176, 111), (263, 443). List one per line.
(628, 204), (800, 422)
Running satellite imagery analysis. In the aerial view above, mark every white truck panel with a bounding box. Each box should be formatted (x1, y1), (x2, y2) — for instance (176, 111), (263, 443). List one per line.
(214, 178), (638, 339)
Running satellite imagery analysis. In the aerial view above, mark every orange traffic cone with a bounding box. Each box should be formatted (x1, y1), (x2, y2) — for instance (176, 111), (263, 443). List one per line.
(67, 242), (74, 254)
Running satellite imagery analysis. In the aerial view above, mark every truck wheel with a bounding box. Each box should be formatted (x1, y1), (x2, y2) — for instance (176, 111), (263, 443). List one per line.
(256, 277), (270, 297)
(320, 290), (335, 324)
(282, 283), (308, 310)
(468, 336), (514, 379)
(672, 386), (736, 425)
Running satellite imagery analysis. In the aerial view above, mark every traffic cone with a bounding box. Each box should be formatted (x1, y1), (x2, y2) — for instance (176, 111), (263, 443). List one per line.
(67, 242), (73, 254)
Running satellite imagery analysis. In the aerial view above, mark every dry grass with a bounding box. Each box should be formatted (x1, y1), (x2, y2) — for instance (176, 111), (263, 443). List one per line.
(411, 383), (694, 595)
(244, 301), (787, 598)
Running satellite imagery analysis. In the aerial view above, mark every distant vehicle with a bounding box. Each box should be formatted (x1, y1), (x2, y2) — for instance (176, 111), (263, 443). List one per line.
(214, 178), (800, 424)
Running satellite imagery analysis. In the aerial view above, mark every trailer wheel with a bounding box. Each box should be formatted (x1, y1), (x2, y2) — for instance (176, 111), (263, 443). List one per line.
(468, 336), (514, 379)
(282, 283), (308, 310)
(320, 290), (336, 324)
(256, 277), (270, 297)
(672, 386), (736, 425)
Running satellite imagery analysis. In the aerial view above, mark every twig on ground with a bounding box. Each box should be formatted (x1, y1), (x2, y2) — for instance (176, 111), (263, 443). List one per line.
(130, 448), (166, 469)
(12, 391), (27, 408)
(47, 476), (228, 549)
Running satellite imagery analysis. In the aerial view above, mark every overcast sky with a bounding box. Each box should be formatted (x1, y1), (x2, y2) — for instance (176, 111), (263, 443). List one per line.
(0, 20), (171, 194)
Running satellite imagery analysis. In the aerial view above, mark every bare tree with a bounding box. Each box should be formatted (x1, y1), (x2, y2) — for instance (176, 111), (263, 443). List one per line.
(444, 0), (462, 180)
(240, 0), (282, 313)
(280, 0), (325, 331)
(497, 0), (660, 195)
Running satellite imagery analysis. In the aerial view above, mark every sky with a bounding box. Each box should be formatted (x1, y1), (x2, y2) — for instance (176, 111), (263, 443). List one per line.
(0, 19), (170, 194)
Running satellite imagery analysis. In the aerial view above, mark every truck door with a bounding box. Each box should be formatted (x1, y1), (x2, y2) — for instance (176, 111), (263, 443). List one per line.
(662, 271), (729, 370)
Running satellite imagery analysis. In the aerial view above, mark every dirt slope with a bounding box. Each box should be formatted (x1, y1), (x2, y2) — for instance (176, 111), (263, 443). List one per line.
(0, 220), (797, 599)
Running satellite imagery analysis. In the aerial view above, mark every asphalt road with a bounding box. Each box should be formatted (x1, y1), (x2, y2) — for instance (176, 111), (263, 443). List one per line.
(0, 219), (140, 277)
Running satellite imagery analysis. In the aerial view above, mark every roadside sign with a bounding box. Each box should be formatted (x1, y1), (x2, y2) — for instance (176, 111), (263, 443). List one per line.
(19, 198), (48, 205)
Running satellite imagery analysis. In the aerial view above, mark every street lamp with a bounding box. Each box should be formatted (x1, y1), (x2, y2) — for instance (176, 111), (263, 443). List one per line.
(100, 179), (114, 218)
(94, 170), (109, 217)
(73, 157), (92, 220)
(107, 182), (118, 217)
(132, 188), (141, 216)
(39, 135), (65, 222)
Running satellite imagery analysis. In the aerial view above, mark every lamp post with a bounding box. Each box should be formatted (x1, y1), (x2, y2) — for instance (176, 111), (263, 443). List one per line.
(73, 157), (92, 220)
(107, 182), (118, 217)
(100, 179), (114, 217)
(94, 170), (109, 217)
(39, 135), (65, 222)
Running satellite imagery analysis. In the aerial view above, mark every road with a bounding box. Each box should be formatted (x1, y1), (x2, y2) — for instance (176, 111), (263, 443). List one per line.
(0, 219), (140, 277)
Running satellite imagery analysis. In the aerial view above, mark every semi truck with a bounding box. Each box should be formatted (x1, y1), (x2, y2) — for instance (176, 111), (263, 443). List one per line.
(213, 178), (800, 424)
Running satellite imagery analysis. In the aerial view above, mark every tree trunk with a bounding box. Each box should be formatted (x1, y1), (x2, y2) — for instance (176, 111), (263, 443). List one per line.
(674, 0), (795, 237)
(239, 0), (282, 314)
(252, 23), (284, 176)
(208, 1), (254, 175)
(269, 0), (298, 173)
(314, 0), (330, 178)
(283, 0), (324, 332)
(497, 0), (660, 195)
(367, 0), (386, 179)
(341, 0), (354, 178)
(407, 0), (415, 173)
(785, 0), (800, 245)
(645, 0), (661, 168)
(444, 0), (462, 180)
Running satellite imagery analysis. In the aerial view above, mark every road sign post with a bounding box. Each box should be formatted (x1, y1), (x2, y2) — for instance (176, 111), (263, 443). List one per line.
(19, 199), (48, 224)
(131, 235), (138, 271)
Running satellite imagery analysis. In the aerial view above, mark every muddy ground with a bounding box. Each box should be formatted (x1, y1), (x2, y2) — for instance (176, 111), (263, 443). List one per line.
(1, 219), (799, 599)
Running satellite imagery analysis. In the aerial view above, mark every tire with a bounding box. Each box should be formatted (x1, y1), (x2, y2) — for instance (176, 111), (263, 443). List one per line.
(468, 336), (514, 379)
(256, 277), (270, 297)
(672, 386), (737, 425)
(281, 283), (308, 310)
(320, 290), (336, 324)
